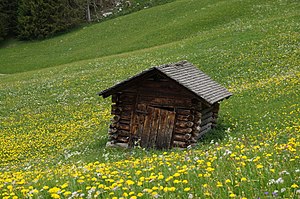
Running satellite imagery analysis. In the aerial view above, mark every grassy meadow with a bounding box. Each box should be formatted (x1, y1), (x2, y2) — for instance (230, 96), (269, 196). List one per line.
(0, 0), (299, 198)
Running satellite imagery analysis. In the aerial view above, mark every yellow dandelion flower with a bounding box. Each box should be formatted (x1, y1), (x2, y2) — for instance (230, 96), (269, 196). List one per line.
(126, 180), (135, 186)
(241, 177), (247, 182)
(168, 187), (176, 192)
(291, 183), (299, 188)
(7, 185), (13, 191)
(61, 183), (68, 189)
(129, 191), (135, 195)
(184, 187), (191, 192)
(139, 177), (145, 182)
(217, 181), (223, 187)
(43, 186), (49, 190)
(151, 191), (158, 196)
(137, 193), (143, 197)
(229, 193), (236, 198)
(63, 191), (71, 196)
(204, 192), (211, 196)
(206, 167), (215, 172)
(137, 181), (143, 186)
(51, 193), (60, 199)
(158, 175), (164, 180)
(256, 164), (263, 169)
(48, 187), (61, 194)
(135, 171), (142, 175)
(225, 179), (231, 184)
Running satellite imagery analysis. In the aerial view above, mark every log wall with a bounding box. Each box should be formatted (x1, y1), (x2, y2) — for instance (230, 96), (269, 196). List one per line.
(106, 74), (221, 149)
(106, 92), (135, 148)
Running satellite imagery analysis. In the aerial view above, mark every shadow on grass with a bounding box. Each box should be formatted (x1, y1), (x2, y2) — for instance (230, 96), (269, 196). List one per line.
(198, 118), (230, 144)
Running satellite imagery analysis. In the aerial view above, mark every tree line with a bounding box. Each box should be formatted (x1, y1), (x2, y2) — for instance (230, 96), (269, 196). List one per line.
(0, 0), (120, 40)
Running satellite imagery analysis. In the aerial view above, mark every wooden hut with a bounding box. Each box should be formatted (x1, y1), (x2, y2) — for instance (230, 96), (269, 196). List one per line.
(99, 61), (232, 149)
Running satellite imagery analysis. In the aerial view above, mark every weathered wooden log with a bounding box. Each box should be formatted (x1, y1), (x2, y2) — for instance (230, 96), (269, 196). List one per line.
(176, 114), (194, 121)
(176, 121), (194, 128)
(118, 130), (130, 137)
(194, 111), (202, 118)
(111, 115), (121, 123)
(176, 109), (191, 115)
(200, 123), (212, 131)
(201, 123), (212, 131)
(201, 117), (213, 126)
(120, 114), (131, 120)
(111, 105), (122, 115)
(108, 128), (118, 134)
(139, 97), (192, 108)
(119, 94), (136, 103)
(174, 127), (193, 134)
(108, 134), (118, 140)
(199, 127), (211, 137)
(192, 131), (201, 139)
(112, 94), (118, 103)
(118, 123), (130, 131)
(201, 107), (213, 115)
(189, 137), (197, 143)
(116, 136), (130, 143)
(110, 123), (118, 128)
(173, 133), (192, 141)
(194, 125), (201, 132)
(121, 105), (133, 111)
(202, 112), (213, 120)
(119, 119), (130, 124)
(173, 140), (187, 148)
(194, 119), (201, 126)
(106, 141), (128, 148)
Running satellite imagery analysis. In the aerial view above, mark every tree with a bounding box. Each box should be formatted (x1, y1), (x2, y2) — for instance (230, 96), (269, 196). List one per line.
(0, 0), (18, 40)
(17, 0), (85, 40)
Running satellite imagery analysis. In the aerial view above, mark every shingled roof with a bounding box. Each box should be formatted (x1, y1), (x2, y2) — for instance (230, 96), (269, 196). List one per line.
(99, 61), (232, 105)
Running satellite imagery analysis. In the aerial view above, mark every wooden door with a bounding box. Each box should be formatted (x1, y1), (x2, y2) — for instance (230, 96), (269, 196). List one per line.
(136, 106), (175, 149)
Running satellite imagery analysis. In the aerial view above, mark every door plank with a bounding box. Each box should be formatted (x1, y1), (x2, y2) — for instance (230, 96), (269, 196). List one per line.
(155, 109), (175, 149)
(164, 111), (175, 148)
(155, 109), (168, 149)
(147, 108), (160, 148)
(140, 107), (153, 148)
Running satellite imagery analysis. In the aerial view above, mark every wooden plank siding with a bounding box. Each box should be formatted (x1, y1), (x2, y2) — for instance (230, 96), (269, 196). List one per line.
(101, 61), (232, 149)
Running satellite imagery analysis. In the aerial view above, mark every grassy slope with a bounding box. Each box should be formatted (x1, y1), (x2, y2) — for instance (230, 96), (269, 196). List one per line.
(0, 0), (299, 198)
(1, 0), (270, 74)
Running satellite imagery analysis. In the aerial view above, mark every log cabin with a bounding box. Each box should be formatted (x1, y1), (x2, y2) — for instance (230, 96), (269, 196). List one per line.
(99, 61), (232, 149)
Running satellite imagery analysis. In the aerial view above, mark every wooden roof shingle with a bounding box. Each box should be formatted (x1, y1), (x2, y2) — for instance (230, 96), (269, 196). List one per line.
(99, 60), (232, 105)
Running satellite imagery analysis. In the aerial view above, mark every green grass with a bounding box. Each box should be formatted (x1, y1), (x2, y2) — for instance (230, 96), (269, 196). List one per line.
(0, 0), (299, 198)
(2, 0), (297, 74)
